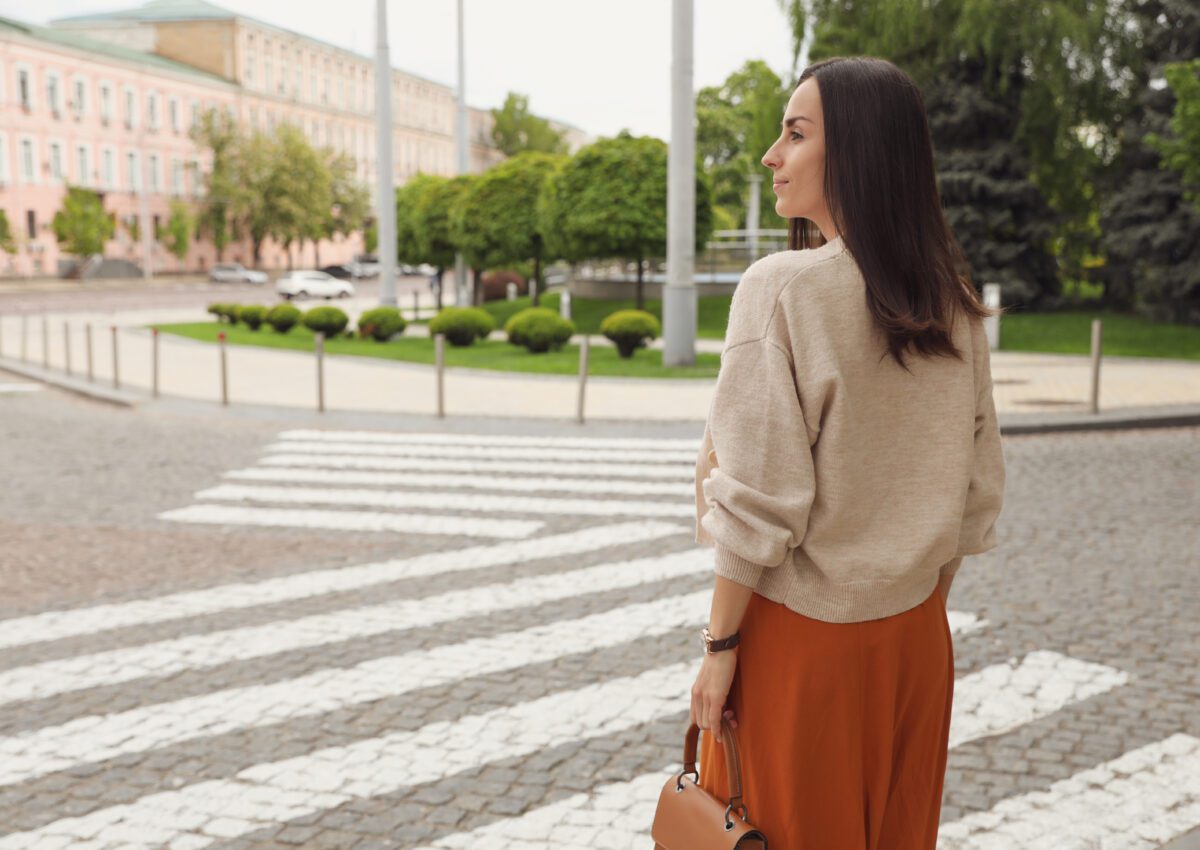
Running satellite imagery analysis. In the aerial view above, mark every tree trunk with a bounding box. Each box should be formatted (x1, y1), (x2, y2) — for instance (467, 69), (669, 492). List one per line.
(434, 267), (444, 310)
(314, 239), (321, 269)
(472, 267), (483, 306)
(636, 253), (645, 311)
(531, 253), (542, 308)
(252, 238), (263, 269)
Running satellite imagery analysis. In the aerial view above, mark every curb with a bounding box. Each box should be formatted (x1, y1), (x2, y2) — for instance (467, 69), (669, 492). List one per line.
(0, 358), (140, 408)
(4, 354), (1200, 434)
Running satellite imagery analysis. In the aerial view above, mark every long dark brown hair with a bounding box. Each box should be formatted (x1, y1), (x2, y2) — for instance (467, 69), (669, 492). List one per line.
(788, 56), (1003, 372)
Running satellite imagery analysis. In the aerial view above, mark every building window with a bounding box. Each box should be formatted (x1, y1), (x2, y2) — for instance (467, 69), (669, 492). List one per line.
(171, 158), (183, 195)
(102, 148), (115, 189)
(0, 133), (10, 185)
(17, 67), (34, 110)
(100, 82), (113, 124)
(43, 141), (62, 183)
(72, 77), (87, 119)
(19, 137), (36, 183)
(148, 153), (160, 192)
(46, 71), (63, 116)
(147, 92), (160, 130)
(191, 158), (203, 197)
(124, 87), (137, 129)
(27, 210), (36, 239)
(265, 59), (273, 95)
(75, 145), (89, 186)
(126, 150), (140, 191)
(246, 49), (256, 86)
(190, 99), (200, 129)
(169, 96), (181, 132)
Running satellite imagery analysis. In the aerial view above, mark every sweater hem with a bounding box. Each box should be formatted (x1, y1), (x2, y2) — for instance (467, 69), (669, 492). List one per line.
(752, 566), (943, 623)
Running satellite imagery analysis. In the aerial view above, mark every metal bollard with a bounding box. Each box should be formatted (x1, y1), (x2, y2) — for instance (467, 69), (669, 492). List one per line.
(1089, 319), (1102, 414)
(42, 316), (50, 369)
(506, 282), (517, 302)
(560, 291), (572, 321)
(315, 331), (325, 413)
(152, 328), (160, 398)
(63, 321), (72, 376)
(412, 290), (420, 321)
(576, 335), (590, 424)
(218, 330), (229, 406)
(111, 325), (120, 389)
(435, 332), (445, 418)
(86, 323), (94, 382)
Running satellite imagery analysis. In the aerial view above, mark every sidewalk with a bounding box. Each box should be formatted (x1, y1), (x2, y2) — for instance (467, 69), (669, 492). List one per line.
(2, 303), (1199, 429)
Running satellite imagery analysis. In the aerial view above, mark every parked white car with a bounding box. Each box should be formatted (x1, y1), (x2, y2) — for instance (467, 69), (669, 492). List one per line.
(209, 263), (269, 285)
(275, 270), (355, 300)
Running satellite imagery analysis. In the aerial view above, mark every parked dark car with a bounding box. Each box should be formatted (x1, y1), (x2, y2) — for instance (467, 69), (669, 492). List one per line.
(319, 264), (354, 280)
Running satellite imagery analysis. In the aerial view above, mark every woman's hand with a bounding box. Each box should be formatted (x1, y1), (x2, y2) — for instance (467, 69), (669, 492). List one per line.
(690, 650), (739, 743)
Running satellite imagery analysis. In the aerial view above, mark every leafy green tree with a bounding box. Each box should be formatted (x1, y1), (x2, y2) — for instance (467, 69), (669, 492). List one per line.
(267, 124), (331, 268)
(413, 174), (473, 302)
(162, 200), (194, 262)
(1145, 59), (1200, 214)
(697, 60), (790, 232)
(774, 0), (1141, 302)
(1098, 0), (1200, 324)
(190, 108), (240, 260)
(322, 150), (371, 262)
(0, 210), (15, 254)
(490, 92), (569, 156)
(538, 132), (714, 311)
(52, 185), (114, 257)
(453, 151), (567, 307)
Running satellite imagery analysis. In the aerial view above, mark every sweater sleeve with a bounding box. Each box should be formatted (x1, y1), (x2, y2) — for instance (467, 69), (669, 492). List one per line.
(956, 323), (1006, 566)
(698, 337), (817, 588)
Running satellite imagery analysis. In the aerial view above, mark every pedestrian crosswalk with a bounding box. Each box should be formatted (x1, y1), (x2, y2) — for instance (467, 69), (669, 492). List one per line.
(2, 427), (1198, 849)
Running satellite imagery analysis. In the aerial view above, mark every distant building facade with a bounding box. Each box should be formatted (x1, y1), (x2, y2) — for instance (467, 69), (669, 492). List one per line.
(0, 0), (591, 277)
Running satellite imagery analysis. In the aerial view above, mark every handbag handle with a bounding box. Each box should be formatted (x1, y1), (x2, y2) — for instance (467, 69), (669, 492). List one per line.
(679, 716), (749, 823)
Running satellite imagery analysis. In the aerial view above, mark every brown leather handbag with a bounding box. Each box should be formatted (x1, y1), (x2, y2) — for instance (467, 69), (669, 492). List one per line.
(650, 716), (768, 849)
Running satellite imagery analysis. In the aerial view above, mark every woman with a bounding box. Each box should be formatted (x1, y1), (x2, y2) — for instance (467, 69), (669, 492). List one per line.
(690, 56), (1006, 848)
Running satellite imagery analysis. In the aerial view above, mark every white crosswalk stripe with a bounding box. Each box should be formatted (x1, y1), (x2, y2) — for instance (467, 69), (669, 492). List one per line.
(0, 521), (681, 650)
(194, 482), (696, 517)
(4, 427), (1192, 850)
(0, 549), (710, 706)
(223, 466), (694, 496)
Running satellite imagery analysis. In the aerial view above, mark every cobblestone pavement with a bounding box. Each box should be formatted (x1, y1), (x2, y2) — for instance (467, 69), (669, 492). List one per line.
(0, 383), (1197, 849)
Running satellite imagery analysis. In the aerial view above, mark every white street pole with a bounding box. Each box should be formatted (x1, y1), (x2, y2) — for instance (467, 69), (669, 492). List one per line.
(375, 0), (398, 306)
(454, 0), (468, 306)
(663, 0), (696, 367)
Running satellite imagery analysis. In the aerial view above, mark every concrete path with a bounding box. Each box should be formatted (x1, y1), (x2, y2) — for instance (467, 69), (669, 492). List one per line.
(1, 302), (1198, 425)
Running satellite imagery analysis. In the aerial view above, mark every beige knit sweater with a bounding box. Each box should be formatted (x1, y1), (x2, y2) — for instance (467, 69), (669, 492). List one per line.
(694, 234), (1006, 623)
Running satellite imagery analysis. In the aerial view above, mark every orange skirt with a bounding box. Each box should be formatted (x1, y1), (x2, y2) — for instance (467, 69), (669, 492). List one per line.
(698, 586), (954, 850)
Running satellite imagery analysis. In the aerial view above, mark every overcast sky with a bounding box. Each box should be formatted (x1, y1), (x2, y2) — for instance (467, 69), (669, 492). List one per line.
(4, 0), (799, 141)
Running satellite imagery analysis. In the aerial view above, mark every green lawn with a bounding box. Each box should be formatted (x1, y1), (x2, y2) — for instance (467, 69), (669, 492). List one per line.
(153, 321), (722, 378)
(999, 310), (1200, 360)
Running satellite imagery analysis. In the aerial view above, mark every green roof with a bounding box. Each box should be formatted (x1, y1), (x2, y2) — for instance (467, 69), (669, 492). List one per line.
(0, 15), (233, 84)
(51, 0), (235, 23)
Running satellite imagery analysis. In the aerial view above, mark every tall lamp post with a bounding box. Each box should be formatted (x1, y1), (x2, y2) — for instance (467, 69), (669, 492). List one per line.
(453, 0), (468, 306)
(375, 0), (398, 306)
(663, 0), (696, 367)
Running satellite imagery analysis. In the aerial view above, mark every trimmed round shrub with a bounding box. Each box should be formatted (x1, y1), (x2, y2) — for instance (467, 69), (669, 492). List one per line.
(428, 306), (496, 347)
(266, 303), (302, 334)
(505, 307), (575, 354)
(599, 309), (661, 358)
(207, 303), (240, 324)
(238, 304), (267, 331)
(356, 306), (407, 342)
(302, 305), (350, 337)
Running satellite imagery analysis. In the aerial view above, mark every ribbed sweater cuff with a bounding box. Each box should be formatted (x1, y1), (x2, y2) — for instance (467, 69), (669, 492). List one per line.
(940, 555), (965, 579)
(714, 544), (766, 588)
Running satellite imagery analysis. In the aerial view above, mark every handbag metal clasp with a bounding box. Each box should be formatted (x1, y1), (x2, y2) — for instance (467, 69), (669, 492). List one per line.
(675, 767), (699, 792)
(724, 801), (750, 829)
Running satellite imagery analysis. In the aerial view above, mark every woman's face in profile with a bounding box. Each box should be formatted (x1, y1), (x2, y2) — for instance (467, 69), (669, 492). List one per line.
(762, 78), (827, 223)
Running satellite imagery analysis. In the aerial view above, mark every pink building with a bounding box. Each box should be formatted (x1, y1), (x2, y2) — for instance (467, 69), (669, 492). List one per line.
(0, 1), (591, 278)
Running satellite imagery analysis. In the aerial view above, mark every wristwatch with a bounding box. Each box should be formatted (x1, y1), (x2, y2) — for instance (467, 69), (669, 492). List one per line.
(699, 626), (740, 654)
